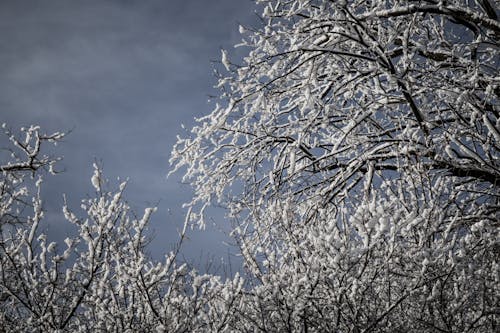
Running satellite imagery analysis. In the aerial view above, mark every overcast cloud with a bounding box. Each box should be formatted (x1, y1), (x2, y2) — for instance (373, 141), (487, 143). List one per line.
(0, 0), (258, 270)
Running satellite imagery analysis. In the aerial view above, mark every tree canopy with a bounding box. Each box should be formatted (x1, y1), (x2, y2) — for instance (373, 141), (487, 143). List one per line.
(1, 0), (499, 331)
(171, 0), (500, 330)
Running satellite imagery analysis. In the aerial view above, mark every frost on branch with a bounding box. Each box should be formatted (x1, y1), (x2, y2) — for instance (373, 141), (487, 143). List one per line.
(1, 0), (500, 331)
(0, 124), (64, 175)
(171, 0), (499, 331)
(0, 128), (246, 332)
(0, 125), (65, 228)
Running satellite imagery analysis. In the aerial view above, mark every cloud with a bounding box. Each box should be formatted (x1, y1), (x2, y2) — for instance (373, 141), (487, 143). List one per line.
(0, 0), (256, 264)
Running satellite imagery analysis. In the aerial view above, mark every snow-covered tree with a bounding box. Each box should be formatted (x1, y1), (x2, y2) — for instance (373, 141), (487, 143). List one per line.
(1, 1), (498, 331)
(0, 126), (245, 332)
(171, 0), (499, 331)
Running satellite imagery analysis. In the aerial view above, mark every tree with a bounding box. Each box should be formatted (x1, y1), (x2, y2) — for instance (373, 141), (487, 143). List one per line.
(171, 0), (499, 331)
(0, 126), (244, 332)
(1, 1), (499, 332)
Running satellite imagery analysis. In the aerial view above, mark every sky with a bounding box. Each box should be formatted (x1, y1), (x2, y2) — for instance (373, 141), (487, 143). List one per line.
(0, 0), (259, 271)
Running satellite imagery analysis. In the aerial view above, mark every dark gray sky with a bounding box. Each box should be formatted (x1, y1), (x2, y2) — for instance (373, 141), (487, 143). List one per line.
(0, 0), (258, 270)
